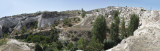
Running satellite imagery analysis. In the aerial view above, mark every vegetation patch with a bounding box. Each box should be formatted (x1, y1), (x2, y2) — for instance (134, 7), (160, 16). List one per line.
(0, 39), (7, 46)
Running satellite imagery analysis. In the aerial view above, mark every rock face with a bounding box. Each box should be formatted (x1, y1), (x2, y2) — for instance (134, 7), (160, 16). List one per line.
(0, 11), (67, 36)
(37, 13), (66, 28)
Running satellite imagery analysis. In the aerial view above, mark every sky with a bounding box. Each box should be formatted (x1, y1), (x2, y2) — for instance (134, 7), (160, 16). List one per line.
(0, 0), (160, 17)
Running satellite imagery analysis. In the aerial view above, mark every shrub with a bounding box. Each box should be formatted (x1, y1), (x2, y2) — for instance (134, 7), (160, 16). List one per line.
(35, 44), (43, 51)
(21, 26), (26, 34)
(26, 35), (33, 42)
(50, 28), (59, 42)
(77, 38), (87, 50)
(26, 35), (48, 43)
(66, 42), (74, 50)
(56, 41), (63, 50)
(33, 21), (38, 29)
(91, 15), (107, 43)
(96, 9), (99, 12)
(53, 48), (59, 51)
(0, 39), (7, 46)
(31, 35), (41, 43)
(63, 17), (72, 27)
(86, 36), (104, 51)
(104, 39), (116, 50)
(3, 33), (8, 38)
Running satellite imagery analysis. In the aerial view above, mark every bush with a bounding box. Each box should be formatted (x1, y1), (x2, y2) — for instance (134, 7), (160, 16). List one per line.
(26, 35), (48, 43)
(66, 42), (74, 50)
(77, 38), (87, 50)
(53, 48), (59, 51)
(63, 18), (72, 27)
(26, 35), (33, 42)
(33, 21), (38, 29)
(35, 44), (43, 51)
(50, 28), (59, 42)
(3, 33), (8, 38)
(86, 36), (104, 51)
(21, 26), (26, 34)
(104, 39), (116, 50)
(128, 14), (139, 36)
(0, 39), (7, 46)
(56, 41), (63, 50)
(91, 15), (107, 43)
(31, 35), (41, 43)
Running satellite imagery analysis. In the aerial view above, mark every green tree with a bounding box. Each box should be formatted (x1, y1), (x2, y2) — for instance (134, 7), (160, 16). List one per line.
(110, 22), (119, 42)
(50, 28), (59, 42)
(113, 10), (119, 20)
(56, 41), (63, 50)
(35, 44), (43, 51)
(77, 38), (87, 50)
(91, 15), (107, 43)
(26, 35), (33, 42)
(81, 8), (86, 18)
(120, 18), (126, 39)
(114, 10), (120, 35)
(67, 42), (74, 50)
(86, 35), (104, 51)
(109, 10), (120, 42)
(128, 14), (139, 36)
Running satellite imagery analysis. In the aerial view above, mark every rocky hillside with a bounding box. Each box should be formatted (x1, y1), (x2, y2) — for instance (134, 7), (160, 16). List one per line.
(0, 6), (160, 51)
(0, 6), (144, 36)
(107, 8), (160, 51)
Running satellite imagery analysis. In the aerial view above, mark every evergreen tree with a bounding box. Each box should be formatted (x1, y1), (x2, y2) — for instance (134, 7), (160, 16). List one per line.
(91, 15), (107, 43)
(113, 10), (119, 20)
(110, 22), (119, 42)
(109, 10), (120, 42)
(120, 18), (126, 39)
(128, 14), (139, 36)
(81, 8), (86, 18)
